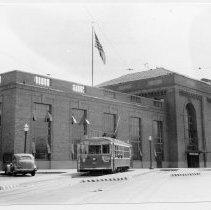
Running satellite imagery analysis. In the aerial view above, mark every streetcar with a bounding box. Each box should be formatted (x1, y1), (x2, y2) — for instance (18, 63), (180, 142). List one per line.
(77, 137), (132, 173)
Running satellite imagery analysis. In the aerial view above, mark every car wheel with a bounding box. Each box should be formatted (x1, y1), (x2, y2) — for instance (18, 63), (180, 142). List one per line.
(31, 171), (35, 176)
(22, 173), (26, 176)
(5, 168), (7, 175)
(12, 172), (16, 176)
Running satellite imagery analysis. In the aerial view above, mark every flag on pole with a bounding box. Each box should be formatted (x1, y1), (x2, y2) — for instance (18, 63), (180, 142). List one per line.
(95, 33), (106, 64)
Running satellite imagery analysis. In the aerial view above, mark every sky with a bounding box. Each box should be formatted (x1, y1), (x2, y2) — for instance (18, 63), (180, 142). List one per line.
(0, 1), (211, 86)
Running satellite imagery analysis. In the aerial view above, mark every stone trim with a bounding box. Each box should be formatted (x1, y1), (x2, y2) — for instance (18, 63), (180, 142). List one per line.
(103, 90), (116, 99)
(179, 90), (202, 101)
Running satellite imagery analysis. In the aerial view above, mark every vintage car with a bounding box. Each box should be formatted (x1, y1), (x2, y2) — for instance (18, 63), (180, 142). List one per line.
(5, 153), (37, 176)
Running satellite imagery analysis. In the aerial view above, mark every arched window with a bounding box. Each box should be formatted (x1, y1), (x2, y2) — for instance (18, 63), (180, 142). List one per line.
(184, 103), (198, 150)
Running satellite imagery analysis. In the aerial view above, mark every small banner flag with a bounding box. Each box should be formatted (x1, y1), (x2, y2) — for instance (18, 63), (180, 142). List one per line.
(95, 33), (106, 64)
(72, 115), (77, 124)
(46, 143), (51, 154)
(154, 150), (157, 159)
(139, 149), (143, 157)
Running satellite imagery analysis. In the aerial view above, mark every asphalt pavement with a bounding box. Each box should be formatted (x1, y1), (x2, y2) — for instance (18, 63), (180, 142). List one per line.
(0, 168), (153, 191)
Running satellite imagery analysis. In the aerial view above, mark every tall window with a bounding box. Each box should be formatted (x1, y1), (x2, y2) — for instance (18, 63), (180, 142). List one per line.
(153, 121), (164, 160)
(129, 117), (141, 160)
(71, 109), (89, 160)
(33, 103), (52, 160)
(184, 103), (198, 150)
(72, 109), (88, 135)
(103, 113), (117, 137)
(0, 103), (2, 127)
(0, 102), (2, 152)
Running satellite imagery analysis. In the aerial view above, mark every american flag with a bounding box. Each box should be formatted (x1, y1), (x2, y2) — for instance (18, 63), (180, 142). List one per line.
(95, 33), (106, 64)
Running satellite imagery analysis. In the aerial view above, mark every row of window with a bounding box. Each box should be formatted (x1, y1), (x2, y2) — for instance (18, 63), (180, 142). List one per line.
(79, 144), (110, 155)
(103, 90), (116, 99)
(114, 145), (130, 158)
(79, 143), (131, 158)
(139, 90), (167, 98)
(130, 96), (142, 103)
(0, 102), (164, 161)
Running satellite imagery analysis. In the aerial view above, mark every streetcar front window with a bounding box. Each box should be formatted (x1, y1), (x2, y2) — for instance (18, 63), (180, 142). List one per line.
(80, 144), (88, 154)
(89, 145), (101, 154)
(102, 144), (110, 154)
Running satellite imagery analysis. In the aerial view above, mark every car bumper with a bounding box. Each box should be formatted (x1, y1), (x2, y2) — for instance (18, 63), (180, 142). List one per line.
(14, 169), (36, 173)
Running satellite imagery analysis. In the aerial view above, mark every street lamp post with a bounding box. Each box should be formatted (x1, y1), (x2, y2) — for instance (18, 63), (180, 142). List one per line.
(148, 136), (153, 169)
(24, 124), (29, 153)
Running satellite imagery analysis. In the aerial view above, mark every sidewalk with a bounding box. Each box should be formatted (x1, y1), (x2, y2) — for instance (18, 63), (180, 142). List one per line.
(0, 169), (78, 175)
(0, 168), (154, 175)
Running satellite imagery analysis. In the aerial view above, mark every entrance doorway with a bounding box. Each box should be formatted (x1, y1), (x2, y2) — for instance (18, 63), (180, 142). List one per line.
(156, 154), (162, 168)
(187, 153), (199, 168)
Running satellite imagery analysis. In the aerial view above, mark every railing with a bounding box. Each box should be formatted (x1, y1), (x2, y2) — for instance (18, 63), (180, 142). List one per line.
(103, 90), (116, 99)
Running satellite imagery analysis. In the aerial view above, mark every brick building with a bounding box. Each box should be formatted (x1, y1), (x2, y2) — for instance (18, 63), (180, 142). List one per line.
(1, 68), (209, 169)
(0, 70), (166, 169)
(100, 67), (211, 168)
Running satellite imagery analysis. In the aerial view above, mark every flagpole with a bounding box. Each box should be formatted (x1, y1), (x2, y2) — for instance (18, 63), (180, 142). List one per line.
(91, 23), (94, 87)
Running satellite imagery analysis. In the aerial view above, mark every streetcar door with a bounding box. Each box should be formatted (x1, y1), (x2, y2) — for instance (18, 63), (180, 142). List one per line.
(112, 143), (115, 172)
(77, 143), (81, 171)
(156, 154), (162, 168)
(187, 153), (199, 168)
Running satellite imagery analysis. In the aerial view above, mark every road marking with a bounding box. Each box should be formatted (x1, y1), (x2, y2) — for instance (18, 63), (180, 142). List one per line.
(80, 176), (128, 183)
(170, 172), (201, 177)
(0, 184), (19, 191)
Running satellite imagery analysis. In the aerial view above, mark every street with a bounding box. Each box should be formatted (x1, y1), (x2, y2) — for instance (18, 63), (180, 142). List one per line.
(1, 169), (211, 209)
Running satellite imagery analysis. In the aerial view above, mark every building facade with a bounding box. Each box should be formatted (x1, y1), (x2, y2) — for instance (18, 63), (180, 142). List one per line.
(100, 67), (211, 168)
(0, 70), (166, 169)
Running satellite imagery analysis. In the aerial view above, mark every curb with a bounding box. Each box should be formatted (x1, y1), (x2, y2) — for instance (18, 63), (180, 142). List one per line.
(170, 172), (200, 177)
(36, 171), (84, 177)
(80, 176), (128, 183)
(36, 171), (65, 174)
(70, 172), (86, 178)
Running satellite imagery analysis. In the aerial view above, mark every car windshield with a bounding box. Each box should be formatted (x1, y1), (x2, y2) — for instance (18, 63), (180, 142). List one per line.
(19, 156), (32, 160)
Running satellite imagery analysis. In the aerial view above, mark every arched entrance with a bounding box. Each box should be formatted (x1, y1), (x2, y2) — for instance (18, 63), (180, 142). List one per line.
(184, 103), (199, 168)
